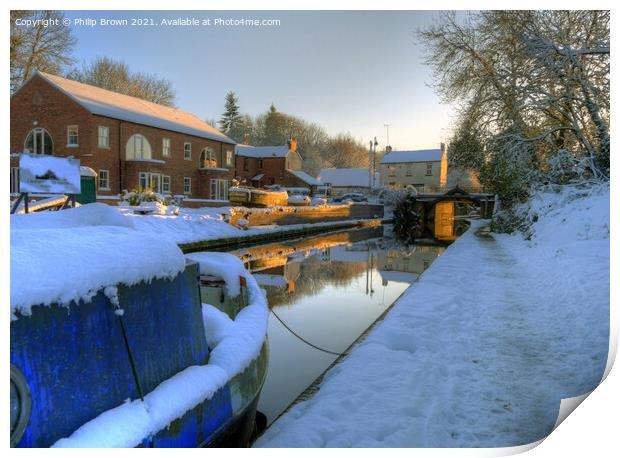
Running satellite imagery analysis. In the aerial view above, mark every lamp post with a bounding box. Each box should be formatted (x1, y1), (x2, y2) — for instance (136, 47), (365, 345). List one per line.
(368, 137), (378, 190)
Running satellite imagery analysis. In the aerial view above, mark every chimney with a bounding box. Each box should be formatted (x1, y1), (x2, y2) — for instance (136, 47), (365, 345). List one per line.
(287, 137), (298, 152)
(385, 145), (392, 153)
(440, 142), (446, 154)
(242, 134), (250, 145)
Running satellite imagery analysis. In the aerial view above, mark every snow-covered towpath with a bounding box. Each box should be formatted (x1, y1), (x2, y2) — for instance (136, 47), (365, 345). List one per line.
(256, 185), (609, 448)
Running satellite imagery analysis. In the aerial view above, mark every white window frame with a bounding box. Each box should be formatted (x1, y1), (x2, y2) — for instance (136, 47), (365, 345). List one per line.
(98, 126), (110, 148)
(200, 148), (217, 169)
(24, 127), (54, 155)
(139, 172), (148, 190)
(67, 125), (79, 147)
(184, 142), (192, 160)
(162, 175), (171, 193)
(225, 150), (233, 167)
(126, 134), (152, 160)
(210, 178), (229, 200)
(10, 167), (20, 194)
(184, 177), (192, 195)
(162, 138), (171, 157)
(98, 169), (110, 190)
(426, 162), (433, 176)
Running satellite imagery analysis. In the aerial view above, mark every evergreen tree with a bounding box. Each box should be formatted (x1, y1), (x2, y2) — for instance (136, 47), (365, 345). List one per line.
(219, 92), (242, 134)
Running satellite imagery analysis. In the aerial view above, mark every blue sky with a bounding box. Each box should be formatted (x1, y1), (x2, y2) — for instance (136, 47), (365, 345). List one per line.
(64, 10), (456, 150)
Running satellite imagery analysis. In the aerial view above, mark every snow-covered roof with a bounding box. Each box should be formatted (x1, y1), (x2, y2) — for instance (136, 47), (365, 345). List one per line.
(37, 72), (235, 145)
(287, 169), (322, 186)
(318, 168), (379, 188)
(380, 149), (444, 164)
(235, 145), (290, 158)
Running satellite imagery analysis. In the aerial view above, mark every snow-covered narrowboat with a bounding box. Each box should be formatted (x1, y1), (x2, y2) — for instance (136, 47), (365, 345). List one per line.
(10, 204), (269, 448)
(229, 186), (289, 207)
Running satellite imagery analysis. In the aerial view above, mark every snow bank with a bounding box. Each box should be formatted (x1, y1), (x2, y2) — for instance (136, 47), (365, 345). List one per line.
(11, 203), (133, 230)
(53, 253), (269, 448)
(256, 184), (609, 448)
(120, 206), (240, 245)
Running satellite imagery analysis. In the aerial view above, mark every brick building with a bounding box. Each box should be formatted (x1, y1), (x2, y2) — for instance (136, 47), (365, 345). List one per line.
(10, 72), (236, 204)
(234, 141), (320, 191)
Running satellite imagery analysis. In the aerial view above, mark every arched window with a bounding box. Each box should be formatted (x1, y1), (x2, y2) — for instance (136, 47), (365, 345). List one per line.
(24, 128), (53, 155)
(200, 148), (217, 168)
(126, 134), (152, 160)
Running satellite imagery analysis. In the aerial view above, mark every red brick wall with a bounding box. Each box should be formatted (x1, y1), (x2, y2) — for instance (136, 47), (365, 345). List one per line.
(10, 74), (235, 201)
(10, 73), (94, 169)
(235, 155), (288, 186)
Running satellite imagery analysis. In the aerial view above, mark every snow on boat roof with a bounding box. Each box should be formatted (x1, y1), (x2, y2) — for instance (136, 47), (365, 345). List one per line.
(37, 72), (235, 145)
(318, 168), (379, 187)
(380, 149), (444, 164)
(288, 169), (322, 186)
(10, 204), (186, 318)
(252, 173), (265, 181)
(235, 145), (290, 158)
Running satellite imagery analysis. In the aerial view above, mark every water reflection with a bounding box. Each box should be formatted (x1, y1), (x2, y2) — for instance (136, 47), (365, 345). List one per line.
(226, 226), (445, 423)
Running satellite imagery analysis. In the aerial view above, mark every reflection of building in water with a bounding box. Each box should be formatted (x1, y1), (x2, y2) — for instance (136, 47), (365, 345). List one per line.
(376, 245), (444, 286)
(253, 261), (301, 293)
(326, 245), (370, 263)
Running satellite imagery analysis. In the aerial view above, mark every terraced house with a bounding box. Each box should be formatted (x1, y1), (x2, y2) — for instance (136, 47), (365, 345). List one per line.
(10, 72), (236, 205)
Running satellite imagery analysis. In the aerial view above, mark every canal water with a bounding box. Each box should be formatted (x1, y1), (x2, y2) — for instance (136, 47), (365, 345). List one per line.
(226, 225), (446, 424)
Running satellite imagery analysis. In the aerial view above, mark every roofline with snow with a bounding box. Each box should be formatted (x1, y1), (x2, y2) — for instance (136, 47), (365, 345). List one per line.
(24, 72), (236, 145)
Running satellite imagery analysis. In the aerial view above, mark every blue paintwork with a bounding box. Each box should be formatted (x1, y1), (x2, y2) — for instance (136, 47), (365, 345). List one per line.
(10, 263), (236, 447)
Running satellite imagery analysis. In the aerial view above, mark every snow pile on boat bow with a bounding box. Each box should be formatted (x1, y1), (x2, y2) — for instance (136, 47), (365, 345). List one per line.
(10, 203), (186, 319)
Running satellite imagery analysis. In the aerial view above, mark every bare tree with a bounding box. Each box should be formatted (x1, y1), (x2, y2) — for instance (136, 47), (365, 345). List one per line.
(68, 57), (176, 107)
(11, 10), (76, 92)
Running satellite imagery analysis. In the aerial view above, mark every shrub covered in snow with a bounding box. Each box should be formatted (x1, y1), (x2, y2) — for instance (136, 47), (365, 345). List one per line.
(378, 186), (417, 208)
(119, 188), (179, 215)
(119, 188), (173, 206)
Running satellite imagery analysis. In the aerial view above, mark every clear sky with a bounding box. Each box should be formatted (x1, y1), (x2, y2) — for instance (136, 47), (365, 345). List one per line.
(64, 10), (456, 150)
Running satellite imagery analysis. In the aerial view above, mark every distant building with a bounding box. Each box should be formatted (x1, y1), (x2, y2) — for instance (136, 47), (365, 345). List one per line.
(234, 140), (310, 189)
(379, 144), (448, 192)
(318, 168), (379, 196)
(10, 72), (236, 205)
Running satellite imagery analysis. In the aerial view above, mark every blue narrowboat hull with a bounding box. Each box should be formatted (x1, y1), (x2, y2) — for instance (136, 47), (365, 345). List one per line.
(10, 262), (268, 447)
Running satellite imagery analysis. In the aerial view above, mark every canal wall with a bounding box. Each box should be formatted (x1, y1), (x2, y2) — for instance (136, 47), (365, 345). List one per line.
(227, 203), (384, 227)
(179, 218), (388, 253)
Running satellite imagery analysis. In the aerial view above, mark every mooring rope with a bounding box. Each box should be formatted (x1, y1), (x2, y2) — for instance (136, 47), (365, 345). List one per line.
(270, 308), (347, 357)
